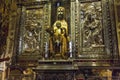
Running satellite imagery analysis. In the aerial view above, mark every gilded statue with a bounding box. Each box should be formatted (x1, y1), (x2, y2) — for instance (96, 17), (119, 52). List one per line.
(46, 7), (69, 59)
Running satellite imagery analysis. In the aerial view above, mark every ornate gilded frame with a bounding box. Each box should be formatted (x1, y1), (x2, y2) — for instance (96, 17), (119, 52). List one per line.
(16, 0), (118, 61)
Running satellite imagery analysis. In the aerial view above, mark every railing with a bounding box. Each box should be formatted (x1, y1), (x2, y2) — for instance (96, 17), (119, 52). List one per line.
(76, 76), (120, 80)
(8, 74), (36, 80)
(8, 74), (120, 80)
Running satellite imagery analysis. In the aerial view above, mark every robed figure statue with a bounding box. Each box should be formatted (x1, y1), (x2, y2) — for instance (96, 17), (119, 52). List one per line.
(46, 6), (69, 59)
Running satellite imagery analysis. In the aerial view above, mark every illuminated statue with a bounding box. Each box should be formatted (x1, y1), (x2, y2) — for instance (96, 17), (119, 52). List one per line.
(46, 7), (69, 59)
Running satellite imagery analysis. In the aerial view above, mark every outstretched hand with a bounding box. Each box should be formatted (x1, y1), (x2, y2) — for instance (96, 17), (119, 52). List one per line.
(46, 27), (54, 36)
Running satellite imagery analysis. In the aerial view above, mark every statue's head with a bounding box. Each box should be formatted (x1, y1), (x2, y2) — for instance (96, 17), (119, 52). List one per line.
(56, 22), (61, 28)
(57, 7), (65, 20)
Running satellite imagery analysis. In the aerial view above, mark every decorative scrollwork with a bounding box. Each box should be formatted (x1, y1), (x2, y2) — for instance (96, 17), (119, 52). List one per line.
(37, 72), (74, 80)
(23, 9), (43, 54)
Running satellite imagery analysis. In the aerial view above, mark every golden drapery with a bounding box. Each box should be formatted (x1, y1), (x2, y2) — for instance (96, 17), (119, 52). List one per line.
(48, 6), (69, 59)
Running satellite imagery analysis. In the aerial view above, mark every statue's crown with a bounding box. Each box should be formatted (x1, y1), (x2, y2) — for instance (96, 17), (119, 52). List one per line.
(57, 6), (65, 12)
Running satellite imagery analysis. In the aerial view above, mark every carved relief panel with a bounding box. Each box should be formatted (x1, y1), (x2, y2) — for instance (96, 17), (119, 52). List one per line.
(80, 1), (103, 49)
(23, 8), (43, 54)
(18, 2), (51, 59)
(77, 0), (114, 59)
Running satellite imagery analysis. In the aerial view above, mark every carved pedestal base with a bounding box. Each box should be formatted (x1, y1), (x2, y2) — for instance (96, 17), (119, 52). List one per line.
(33, 60), (78, 80)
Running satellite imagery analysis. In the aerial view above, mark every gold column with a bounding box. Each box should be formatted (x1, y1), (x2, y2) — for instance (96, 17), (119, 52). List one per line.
(114, 0), (120, 56)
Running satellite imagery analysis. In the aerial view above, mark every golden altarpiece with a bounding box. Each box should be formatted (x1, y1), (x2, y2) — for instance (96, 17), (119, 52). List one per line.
(2, 0), (120, 80)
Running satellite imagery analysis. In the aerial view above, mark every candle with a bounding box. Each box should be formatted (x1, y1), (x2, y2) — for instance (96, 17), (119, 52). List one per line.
(45, 42), (48, 58)
(69, 41), (72, 52)
(69, 41), (72, 58)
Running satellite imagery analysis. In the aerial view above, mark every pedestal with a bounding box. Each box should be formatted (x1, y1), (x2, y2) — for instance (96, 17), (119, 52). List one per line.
(33, 60), (78, 80)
